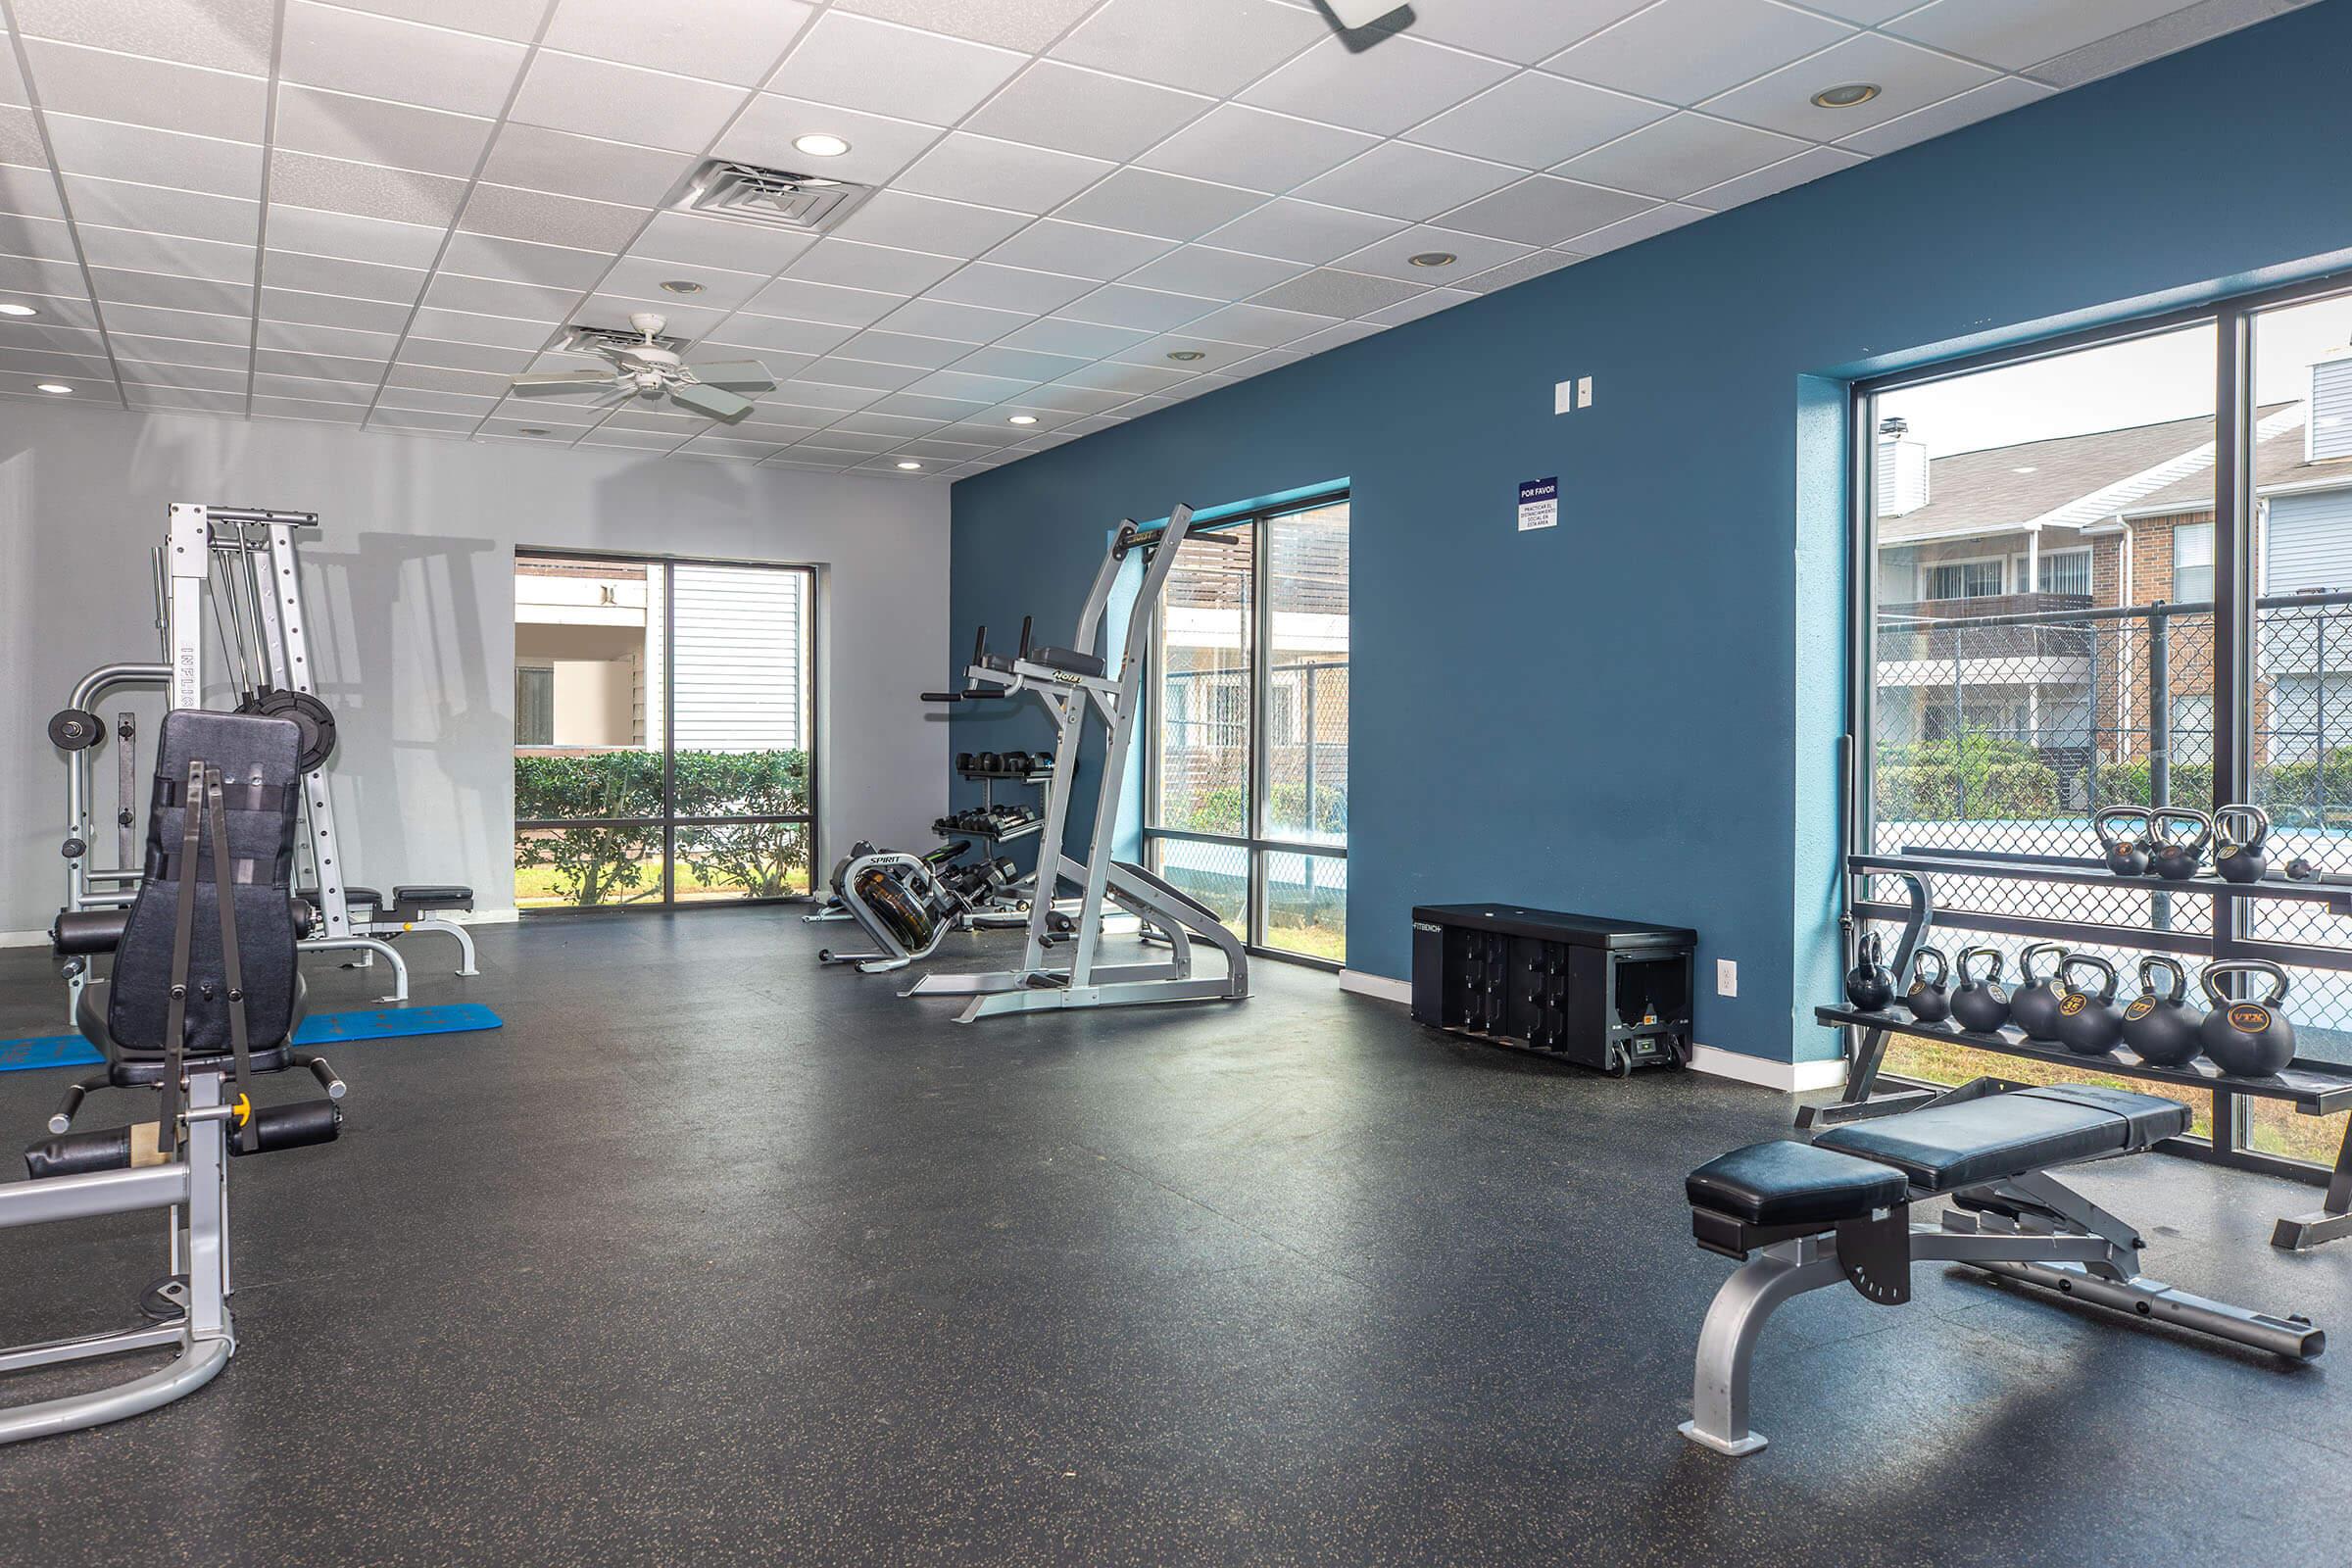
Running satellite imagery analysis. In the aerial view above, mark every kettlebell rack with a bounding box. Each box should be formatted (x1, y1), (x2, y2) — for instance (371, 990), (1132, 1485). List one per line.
(1819, 852), (2352, 1251)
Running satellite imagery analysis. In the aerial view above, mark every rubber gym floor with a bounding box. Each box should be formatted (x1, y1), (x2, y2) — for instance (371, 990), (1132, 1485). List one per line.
(1, 906), (2347, 1566)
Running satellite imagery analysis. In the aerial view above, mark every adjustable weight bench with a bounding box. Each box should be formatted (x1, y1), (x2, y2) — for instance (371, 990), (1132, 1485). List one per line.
(1679, 1080), (2324, 1455)
(341, 883), (480, 978)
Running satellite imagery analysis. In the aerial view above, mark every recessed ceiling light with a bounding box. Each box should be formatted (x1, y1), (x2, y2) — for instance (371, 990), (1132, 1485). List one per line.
(1166, 350), (1205, 363)
(1008, 415), (1038, 425)
(2012, 465), (2037, 473)
(1407, 252), (1457, 269)
(1810, 82), (1880, 109)
(896, 460), (923, 470)
(0, 302), (36, 317)
(36, 382), (72, 394)
(794, 133), (851, 158)
(518, 427), (551, 436)
(659, 279), (703, 295)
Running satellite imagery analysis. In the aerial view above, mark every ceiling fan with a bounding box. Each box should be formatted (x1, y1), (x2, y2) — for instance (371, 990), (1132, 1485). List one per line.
(507, 313), (776, 422)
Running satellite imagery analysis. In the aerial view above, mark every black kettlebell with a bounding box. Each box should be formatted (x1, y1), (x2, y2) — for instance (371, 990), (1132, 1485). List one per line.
(2122, 956), (2204, 1066)
(2213, 804), (2271, 884)
(1843, 931), (1895, 1012)
(2010, 942), (2070, 1042)
(1899, 945), (1952, 1024)
(2054, 955), (2125, 1056)
(1949, 946), (2011, 1034)
(2199, 959), (2297, 1076)
(2094, 807), (2152, 877)
(2148, 807), (2212, 882)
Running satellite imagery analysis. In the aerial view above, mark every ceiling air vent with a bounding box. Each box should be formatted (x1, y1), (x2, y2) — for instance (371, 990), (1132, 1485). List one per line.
(562, 322), (689, 356)
(676, 160), (874, 233)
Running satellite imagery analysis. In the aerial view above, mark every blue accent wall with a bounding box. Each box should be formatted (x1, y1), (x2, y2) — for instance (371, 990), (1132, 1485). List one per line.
(949, 2), (2352, 1065)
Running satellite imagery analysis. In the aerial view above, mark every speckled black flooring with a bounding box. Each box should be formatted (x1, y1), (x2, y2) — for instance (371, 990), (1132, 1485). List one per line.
(1, 908), (2347, 1566)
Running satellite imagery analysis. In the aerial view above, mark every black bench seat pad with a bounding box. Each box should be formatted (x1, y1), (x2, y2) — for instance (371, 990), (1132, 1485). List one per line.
(1688, 1140), (1908, 1227)
(1814, 1084), (2189, 1193)
(390, 885), (472, 908)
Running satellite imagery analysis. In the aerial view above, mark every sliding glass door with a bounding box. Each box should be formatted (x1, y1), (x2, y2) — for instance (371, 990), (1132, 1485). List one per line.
(1146, 497), (1350, 963)
(514, 551), (817, 909)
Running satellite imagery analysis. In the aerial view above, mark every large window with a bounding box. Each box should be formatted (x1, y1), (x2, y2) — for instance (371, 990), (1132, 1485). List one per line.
(513, 552), (816, 909)
(1855, 276), (2352, 1180)
(1146, 497), (1349, 964)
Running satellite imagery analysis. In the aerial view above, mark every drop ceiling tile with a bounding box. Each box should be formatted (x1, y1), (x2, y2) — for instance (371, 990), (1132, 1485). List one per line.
(1437, 174), (1647, 246)
(1003, 381), (1132, 415)
(0, 39), (25, 109)
(965, 62), (1214, 163)
(831, 0), (1100, 52)
(790, 442), (887, 463)
(574, 425), (686, 450)
(251, 393), (366, 423)
(731, 412), (834, 437)
(1408, 72), (1668, 171)
(0, 296), (96, 332)
(718, 313), (859, 355)
(478, 123), (696, 209)
(443, 234), (614, 293)
(1686, 143), (1864, 209)
(63, 175), (265, 244)
(745, 275), (905, 328)
(998, 316), (1149, 359)
(254, 370), (377, 404)
(831, 329), (974, 369)
(785, 239), (959, 296)
(41, 116), (263, 200)
(982, 220), (1173, 280)
(631, 212), (819, 276)
(766, 12), (1026, 125)
(1294, 141), (1522, 223)
(713, 96), (946, 186)
(1890, 0), (2197, 72)
(1246, 268), (1423, 318)
(830, 191), (1032, 261)
(21, 39), (267, 140)
(114, 358), (247, 392)
(948, 344), (1090, 383)
(892, 133), (1115, 216)
(11, 0), (274, 74)
(1552, 113), (1806, 201)
(88, 267), (251, 315)
(1259, 318), (1386, 355)
(904, 368), (1037, 404)
(0, 252), (90, 298)
(1119, 244), (1304, 300)
(1701, 31), (1998, 139)
(462, 184), (650, 252)
(510, 51), (747, 154)
(373, 408), (479, 432)
(1181, 301), (1341, 348)
(1361, 286), (1479, 325)
(1215, 347), (1303, 378)
(255, 318), (402, 359)
(571, 292), (728, 336)
(873, 296), (1031, 343)
(1801, 0), (1926, 20)
(0, 104), (39, 167)
(811, 410), (934, 439)
(866, 391), (990, 422)
(1060, 283), (1214, 333)
(0, 345), (110, 378)
(966, 400), (1086, 431)
(0, 325), (108, 364)
(1102, 334), (1260, 374)
(261, 283), (415, 333)
(269, 203), (446, 268)
(797, 356), (927, 393)
(273, 80), (491, 173)
(543, 0), (816, 86)
(1052, 0), (1325, 96)
(894, 435), (1004, 462)
(124, 384), (247, 412)
(1055, 360), (1190, 396)
(477, 390), (601, 420)
(677, 435), (793, 460)
(0, 163), (65, 220)
(1546, 0), (1852, 106)
(270, 149), (467, 228)
(598, 256), (768, 311)
(1833, 76), (2055, 157)
(384, 361), (512, 396)
(1330, 224), (1530, 285)
(1135, 104), (1380, 196)
(1240, 32), (1512, 138)
(1054, 168), (1264, 242)
(96, 301), (250, 343)
(366, 334), (524, 373)
(421, 271), (583, 320)
(1400, 0), (1656, 58)
(924, 262), (1096, 316)
(1200, 199), (1402, 265)
(763, 378), (880, 412)
(77, 226), (255, 285)
(279, 1), (527, 118)
(0, 213), (78, 262)
(1457, 249), (1581, 292)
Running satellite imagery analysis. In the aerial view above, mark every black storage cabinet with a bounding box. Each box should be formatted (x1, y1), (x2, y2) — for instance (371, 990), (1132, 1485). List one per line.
(1411, 904), (1697, 1076)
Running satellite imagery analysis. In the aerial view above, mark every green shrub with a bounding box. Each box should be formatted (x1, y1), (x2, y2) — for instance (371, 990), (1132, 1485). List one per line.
(514, 749), (808, 904)
(1182, 780), (1348, 836)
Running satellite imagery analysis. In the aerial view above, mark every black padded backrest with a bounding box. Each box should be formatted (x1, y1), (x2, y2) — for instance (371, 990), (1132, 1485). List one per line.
(106, 710), (304, 1059)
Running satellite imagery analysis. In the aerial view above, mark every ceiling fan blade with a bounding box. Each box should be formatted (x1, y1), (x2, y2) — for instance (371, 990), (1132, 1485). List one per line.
(510, 371), (616, 397)
(685, 360), (776, 391)
(670, 381), (754, 422)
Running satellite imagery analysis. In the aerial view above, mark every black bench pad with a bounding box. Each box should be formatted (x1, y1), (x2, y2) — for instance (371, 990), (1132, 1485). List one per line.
(390, 885), (472, 908)
(1688, 1140), (1908, 1227)
(1815, 1084), (2189, 1193)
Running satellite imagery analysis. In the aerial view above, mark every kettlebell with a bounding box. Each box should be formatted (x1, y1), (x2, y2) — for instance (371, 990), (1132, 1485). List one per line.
(1843, 931), (1895, 1012)
(2010, 942), (2070, 1042)
(1899, 945), (1952, 1024)
(2122, 956), (2204, 1067)
(2214, 804), (2271, 884)
(2053, 955), (2125, 1056)
(2148, 807), (2213, 882)
(2094, 807), (2153, 877)
(1949, 947), (2011, 1034)
(2199, 959), (2297, 1076)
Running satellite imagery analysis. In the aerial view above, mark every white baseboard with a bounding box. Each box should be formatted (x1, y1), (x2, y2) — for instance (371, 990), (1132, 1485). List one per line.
(0, 928), (51, 950)
(1339, 968), (1411, 1004)
(1689, 1045), (1848, 1094)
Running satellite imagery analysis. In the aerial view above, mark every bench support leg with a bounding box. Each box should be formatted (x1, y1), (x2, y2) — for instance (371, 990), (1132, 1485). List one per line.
(1679, 1237), (1842, 1455)
(2272, 1118), (2352, 1252)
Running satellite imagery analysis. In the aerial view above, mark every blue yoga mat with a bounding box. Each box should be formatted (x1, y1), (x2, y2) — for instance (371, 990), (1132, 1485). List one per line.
(0, 1003), (503, 1074)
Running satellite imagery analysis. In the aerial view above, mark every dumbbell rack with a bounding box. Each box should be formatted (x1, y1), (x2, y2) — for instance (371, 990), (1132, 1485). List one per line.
(1823, 850), (2352, 1251)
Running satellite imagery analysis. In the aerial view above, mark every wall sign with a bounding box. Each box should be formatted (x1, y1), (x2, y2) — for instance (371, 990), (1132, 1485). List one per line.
(1517, 476), (1558, 532)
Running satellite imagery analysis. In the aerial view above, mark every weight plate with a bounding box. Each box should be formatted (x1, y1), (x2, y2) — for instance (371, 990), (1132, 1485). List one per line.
(248, 689), (338, 771)
(48, 708), (104, 751)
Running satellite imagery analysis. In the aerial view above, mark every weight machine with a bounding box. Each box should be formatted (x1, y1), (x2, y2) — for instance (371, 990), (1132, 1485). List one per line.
(50, 505), (477, 1019)
(914, 504), (1250, 1022)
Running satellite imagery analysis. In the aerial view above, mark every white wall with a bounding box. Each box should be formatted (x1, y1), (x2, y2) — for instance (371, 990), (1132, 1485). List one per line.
(0, 401), (951, 933)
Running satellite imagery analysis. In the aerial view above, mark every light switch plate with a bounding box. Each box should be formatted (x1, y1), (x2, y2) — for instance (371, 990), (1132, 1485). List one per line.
(1577, 375), (1593, 408)
(1554, 378), (1575, 415)
(1716, 958), (1737, 997)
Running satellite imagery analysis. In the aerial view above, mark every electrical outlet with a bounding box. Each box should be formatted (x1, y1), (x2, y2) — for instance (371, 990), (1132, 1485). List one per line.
(1716, 958), (1738, 998)
(1577, 375), (1593, 408)
(1554, 378), (1575, 415)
